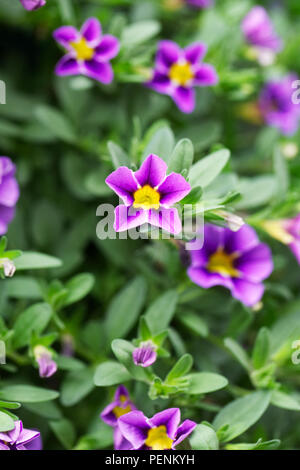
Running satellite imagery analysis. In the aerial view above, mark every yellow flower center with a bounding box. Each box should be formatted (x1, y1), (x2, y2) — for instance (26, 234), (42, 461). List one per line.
(207, 248), (240, 278)
(133, 185), (160, 210)
(70, 37), (94, 61)
(169, 62), (194, 86)
(145, 426), (173, 450)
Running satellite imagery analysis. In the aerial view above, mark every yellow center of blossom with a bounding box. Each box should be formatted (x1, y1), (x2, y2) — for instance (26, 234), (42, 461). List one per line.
(169, 62), (194, 86)
(145, 426), (173, 450)
(133, 185), (160, 210)
(113, 396), (131, 418)
(70, 37), (94, 61)
(207, 248), (240, 278)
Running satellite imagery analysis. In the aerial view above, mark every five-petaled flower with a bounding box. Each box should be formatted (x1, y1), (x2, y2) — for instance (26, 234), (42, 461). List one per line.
(147, 40), (218, 113)
(259, 75), (300, 136)
(53, 18), (120, 84)
(105, 154), (191, 234)
(0, 421), (40, 450)
(0, 157), (20, 236)
(19, 0), (46, 10)
(187, 224), (273, 307)
(118, 408), (196, 450)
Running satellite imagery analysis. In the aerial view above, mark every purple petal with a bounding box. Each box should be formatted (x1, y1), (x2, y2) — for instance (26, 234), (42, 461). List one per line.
(236, 243), (273, 283)
(187, 266), (233, 290)
(202, 224), (225, 255)
(224, 225), (259, 255)
(118, 411), (150, 449)
(114, 205), (148, 232)
(100, 401), (119, 427)
(19, 0), (46, 10)
(189, 248), (209, 268)
(231, 278), (265, 307)
(0, 206), (15, 235)
(156, 40), (181, 72)
(132, 344), (157, 367)
(0, 175), (20, 207)
(194, 64), (218, 86)
(149, 408), (181, 440)
(147, 71), (172, 94)
(81, 18), (102, 46)
(0, 157), (17, 179)
(6, 421), (22, 444)
(84, 59), (114, 84)
(105, 167), (138, 206)
(184, 42), (207, 65)
(114, 427), (133, 450)
(148, 207), (182, 235)
(0, 442), (9, 450)
(172, 86), (195, 114)
(158, 173), (191, 206)
(17, 428), (40, 447)
(94, 35), (120, 61)
(289, 240), (300, 264)
(173, 419), (197, 448)
(55, 55), (82, 76)
(25, 434), (42, 450)
(115, 385), (130, 401)
(37, 354), (57, 378)
(242, 6), (282, 52)
(135, 154), (167, 188)
(53, 26), (79, 49)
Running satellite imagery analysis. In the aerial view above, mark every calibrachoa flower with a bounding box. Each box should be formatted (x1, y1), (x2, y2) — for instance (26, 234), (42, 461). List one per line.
(0, 421), (40, 450)
(259, 75), (300, 136)
(53, 18), (120, 84)
(262, 216), (300, 265)
(147, 41), (218, 113)
(105, 154), (191, 234)
(118, 408), (196, 450)
(19, 0), (46, 10)
(186, 0), (213, 8)
(101, 385), (136, 450)
(187, 224), (273, 307)
(34, 345), (57, 378)
(242, 6), (282, 65)
(133, 341), (157, 368)
(0, 157), (20, 235)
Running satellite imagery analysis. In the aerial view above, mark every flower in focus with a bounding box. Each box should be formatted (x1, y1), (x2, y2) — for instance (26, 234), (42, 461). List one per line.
(105, 154), (191, 234)
(133, 341), (157, 368)
(186, 0), (213, 8)
(34, 345), (57, 378)
(242, 6), (282, 66)
(0, 421), (40, 450)
(118, 408), (196, 450)
(19, 0), (46, 10)
(259, 75), (300, 136)
(146, 41), (218, 113)
(261, 216), (300, 265)
(101, 385), (136, 450)
(53, 18), (120, 84)
(0, 157), (20, 235)
(187, 224), (273, 307)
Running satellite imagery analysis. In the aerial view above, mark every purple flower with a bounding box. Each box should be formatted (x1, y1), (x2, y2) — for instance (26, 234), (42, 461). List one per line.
(101, 385), (136, 450)
(118, 408), (196, 450)
(186, 0), (213, 8)
(34, 346), (57, 378)
(283, 215), (300, 264)
(105, 154), (191, 234)
(19, 0), (46, 10)
(242, 6), (282, 64)
(0, 157), (20, 235)
(259, 75), (300, 136)
(133, 341), (157, 368)
(146, 41), (218, 113)
(187, 224), (273, 307)
(53, 18), (120, 84)
(0, 421), (40, 450)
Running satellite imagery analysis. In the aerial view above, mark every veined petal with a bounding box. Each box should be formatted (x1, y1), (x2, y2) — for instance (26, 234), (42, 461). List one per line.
(158, 173), (191, 206)
(105, 167), (138, 205)
(148, 207), (182, 235)
(149, 408), (181, 440)
(135, 154), (167, 188)
(114, 205), (148, 232)
(118, 411), (150, 449)
(18, 428), (40, 446)
(173, 419), (197, 448)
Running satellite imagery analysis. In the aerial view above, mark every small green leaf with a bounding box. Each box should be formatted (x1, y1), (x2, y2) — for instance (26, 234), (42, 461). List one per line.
(13, 303), (52, 349)
(0, 385), (59, 403)
(94, 361), (131, 387)
(60, 368), (94, 407)
(168, 138), (194, 174)
(107, 141), (130, 169)
(50, 418), (76, 449)
(142, 127), (175, 163)
(189, 149), (230, 188)
(271, 390), (300, 411)
(190, 424), (219, 450)
(166, 354), (193, 384)
(63, 273), (95, 307)
(14, 252), (62, 270)
(121, 20), (160, 47)
(186, 372), (228, 395)
(145, 290), (178, 334)
(35, 105), (76, 143)
(252, 327), (270, 370)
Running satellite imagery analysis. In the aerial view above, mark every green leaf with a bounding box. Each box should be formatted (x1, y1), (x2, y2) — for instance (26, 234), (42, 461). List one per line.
(224, 338), (251, 371)
(13, 303), (52, 349)
(0, 385), (59, 403)
(63, 273), (95, 307)
(50, 418), (76, 449)
(270, 300), (300, 362)
(226, 439), (280, 450)
(94, 361), (131, 387)
(34, 105), (76, 143)
(0, 400), (21, 409)
(145, 290), (178, 334)
(166, 354), (193, 384)
(190, 424), (219, 450)
(252, 327), (270, 370)
(177, 311), (208, 337)
(107, 141), (130, 169)
(213, 391), (271, 442)
(24, 401), (62, 420)
(121, 20), (160, 47)
(273, 146), (289, 202)
(168, 139), (194, 174)
(235, 175), (276, 209)
(186, 372), (228, 395)
(3, 277), (42, 300)
(189, 149), (230, 189)
(74, 423), (113, 450)
(105, 277), (147, 342)
(0, 410), (15, 432)
(271, 390), (300, 411)
(142, 127), (175, 163)
(14, 252), (62, 270)
(60, 368), (94, 407)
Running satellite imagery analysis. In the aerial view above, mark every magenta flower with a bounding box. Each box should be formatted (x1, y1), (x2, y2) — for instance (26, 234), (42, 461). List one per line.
(105, 154), (191, 234)
(133, 341), (157, 368)
(118, 408), (196, 450)
(0, 157), (20, 235)
(34, 346), (57, 378)
(242, 6), (282, 65)
(146, 41), (218, 113)
(187, 224), (273, 307)
(53, 18), (120, 84)
(101, 385), (136, 450)
(19, 0), (46, 10)
(0, 421), (40, 450)
(259, 75), (300, 136)
(186, 0), (213, 8)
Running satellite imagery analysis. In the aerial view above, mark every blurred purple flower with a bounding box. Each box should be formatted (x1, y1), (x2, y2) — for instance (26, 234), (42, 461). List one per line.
(186, 0), (213, 8)
(187, 224), (273, 307)
(259, 75), (300, 136)
(0, 157), (20, 235)
(53, 18), (120, 84)
(118, 408), (196, 450)
(34, 346), (57, 378)
(283, 214), (300, 264)
(133, 341), (157, 367)
(105, 154), (191, 234)
(0, 421), (40, 450)
(19, 0), (46, 10)
(146, 40), (218, 113)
